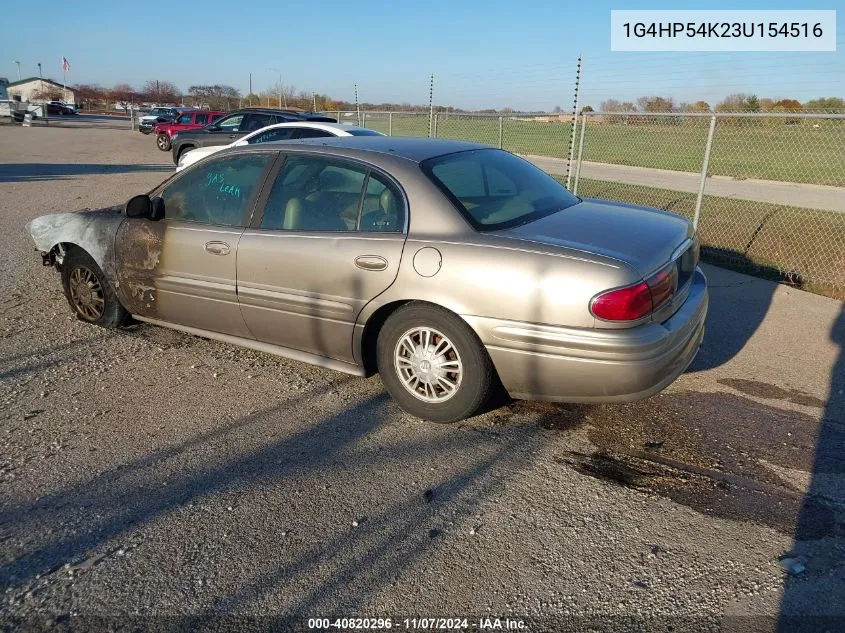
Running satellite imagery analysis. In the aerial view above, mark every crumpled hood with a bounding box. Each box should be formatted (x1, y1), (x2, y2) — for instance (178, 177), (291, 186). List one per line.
(26, 207), (124, 274)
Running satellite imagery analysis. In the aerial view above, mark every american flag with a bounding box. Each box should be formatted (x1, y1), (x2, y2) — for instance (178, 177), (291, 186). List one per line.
(61, 56), (70, 72)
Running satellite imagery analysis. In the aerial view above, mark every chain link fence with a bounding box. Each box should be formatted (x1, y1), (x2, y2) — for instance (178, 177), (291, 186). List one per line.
(574, 112), (845, 298)
(327, 109), (845, 298)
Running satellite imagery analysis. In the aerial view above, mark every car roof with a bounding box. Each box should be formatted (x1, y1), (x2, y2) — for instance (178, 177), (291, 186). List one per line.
(250, 121), (377, 135)
(247, 136), (489, 163)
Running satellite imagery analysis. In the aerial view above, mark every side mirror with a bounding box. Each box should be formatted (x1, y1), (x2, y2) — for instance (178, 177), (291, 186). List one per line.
(124, 194), (151, 218)
(124, 194), (165, 221)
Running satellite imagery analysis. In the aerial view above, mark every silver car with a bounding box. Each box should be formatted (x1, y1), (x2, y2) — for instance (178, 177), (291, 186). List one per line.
(26, 138), (707, 422)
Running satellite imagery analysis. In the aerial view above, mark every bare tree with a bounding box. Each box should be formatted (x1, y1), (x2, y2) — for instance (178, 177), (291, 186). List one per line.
(187, 85), (241, 110)
(72, 84), (106, 110)
(636, 96), (676, 112)
(110, 84), (138, 111)
(142, 80), (180, 105)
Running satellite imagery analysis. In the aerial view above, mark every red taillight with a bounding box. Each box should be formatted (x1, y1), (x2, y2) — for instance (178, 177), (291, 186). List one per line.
(591, 263), (677, 322)
(590, 281), (653, 321)
(646, 264), (676, 312)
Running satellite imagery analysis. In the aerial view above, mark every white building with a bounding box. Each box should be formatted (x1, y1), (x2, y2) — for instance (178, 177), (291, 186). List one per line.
(7, 77), (75, 104)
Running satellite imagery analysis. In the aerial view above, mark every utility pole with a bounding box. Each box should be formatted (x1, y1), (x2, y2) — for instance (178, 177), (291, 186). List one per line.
(14, 60), (21, 81)
(428, 73), (435, 138)
(565, 54), (583, 190)
(354, 84), (360, 126)
(312, 91), (316, 112)
(248, 72), (252, 105)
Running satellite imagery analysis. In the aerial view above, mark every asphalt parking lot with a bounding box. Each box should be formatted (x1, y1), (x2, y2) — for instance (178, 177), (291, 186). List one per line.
(1, 123), (844, 632)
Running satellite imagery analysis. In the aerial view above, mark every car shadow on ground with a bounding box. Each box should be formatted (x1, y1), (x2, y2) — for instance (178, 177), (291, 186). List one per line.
(0, 370), (566, 622)
(0, 163), (173, 183)
(776, 304), (845, 632)
(689, 254), (786, 372)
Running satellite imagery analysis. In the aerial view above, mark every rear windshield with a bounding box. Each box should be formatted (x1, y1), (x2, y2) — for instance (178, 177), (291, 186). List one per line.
(346, 128), (383, 136)
(421, 149), (579, 230)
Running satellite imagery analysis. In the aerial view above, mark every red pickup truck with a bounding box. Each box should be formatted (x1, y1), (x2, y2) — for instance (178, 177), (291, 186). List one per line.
(154, 111), (225, 151)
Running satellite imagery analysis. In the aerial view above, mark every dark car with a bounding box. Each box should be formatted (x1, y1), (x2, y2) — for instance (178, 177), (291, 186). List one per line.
(169, 108), (337, 164)
(139, 106), (196, 135)
(45, 102), (76, 116)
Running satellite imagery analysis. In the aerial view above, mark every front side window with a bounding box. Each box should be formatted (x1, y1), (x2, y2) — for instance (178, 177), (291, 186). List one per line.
(260, 155), (403, 233)
(176, 114), (193, 124)
(216, 114), (244, 131)
(161, 153), (273, 227)
(421, 149), (579, 231)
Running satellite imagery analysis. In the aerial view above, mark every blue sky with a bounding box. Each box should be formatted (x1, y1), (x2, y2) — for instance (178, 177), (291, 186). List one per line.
(2, 0), (842, 110)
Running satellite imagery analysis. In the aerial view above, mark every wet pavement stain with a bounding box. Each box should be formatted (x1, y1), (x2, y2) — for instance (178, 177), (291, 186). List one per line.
(534, 389), (843, 537)
(718, 378), (827, 409)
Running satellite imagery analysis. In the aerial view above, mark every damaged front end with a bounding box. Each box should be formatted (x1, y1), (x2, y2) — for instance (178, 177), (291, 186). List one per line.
(26, 207), (125, 282)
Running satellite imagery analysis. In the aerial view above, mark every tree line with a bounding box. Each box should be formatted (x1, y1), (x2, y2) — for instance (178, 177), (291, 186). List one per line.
(595, 94), (844, 114)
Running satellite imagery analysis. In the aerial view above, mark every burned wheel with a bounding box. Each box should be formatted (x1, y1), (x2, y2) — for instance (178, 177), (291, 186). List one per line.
(61, 249), (128, 328)
(377, 303), (497, 423)
(68, 266), (104, 320)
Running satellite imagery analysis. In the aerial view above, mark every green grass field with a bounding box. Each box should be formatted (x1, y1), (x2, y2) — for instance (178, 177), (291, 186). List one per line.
(568, 177), (845, 299)
(355, 113), (845, 187)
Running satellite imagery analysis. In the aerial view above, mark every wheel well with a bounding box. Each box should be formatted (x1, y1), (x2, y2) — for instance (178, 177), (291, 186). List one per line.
(360, 300), (410, 375)
(359, 299), (482, 376)
(48, 242), (82, 269)
(176, 144), (195, 159)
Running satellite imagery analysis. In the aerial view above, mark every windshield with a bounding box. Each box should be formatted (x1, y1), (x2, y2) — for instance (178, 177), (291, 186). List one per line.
(421, 148), (579, 231)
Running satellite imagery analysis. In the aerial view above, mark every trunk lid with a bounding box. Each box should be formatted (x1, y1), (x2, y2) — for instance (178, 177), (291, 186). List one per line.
(498, 198), (692, 277)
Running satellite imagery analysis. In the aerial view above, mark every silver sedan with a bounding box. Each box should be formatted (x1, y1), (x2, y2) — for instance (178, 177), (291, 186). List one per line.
(26, 137), (707, 422)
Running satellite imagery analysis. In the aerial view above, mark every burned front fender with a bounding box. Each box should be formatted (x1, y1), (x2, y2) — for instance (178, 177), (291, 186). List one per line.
(25, 207), (125, 286)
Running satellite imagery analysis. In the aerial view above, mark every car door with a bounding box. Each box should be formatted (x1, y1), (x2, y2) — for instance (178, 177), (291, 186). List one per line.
(236, 153), (407, 363)
(114, 151), (277, 337)
(206, 112), (246, 143)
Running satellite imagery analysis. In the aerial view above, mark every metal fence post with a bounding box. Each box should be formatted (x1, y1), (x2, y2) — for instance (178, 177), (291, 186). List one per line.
(388, 112), (393, 136)
(694, 115), (717, 229)
(361, 111), (367, 129)
(572, 113), (588, 195)
(498, 116), (503, 148)
(433, 113), (438, 138)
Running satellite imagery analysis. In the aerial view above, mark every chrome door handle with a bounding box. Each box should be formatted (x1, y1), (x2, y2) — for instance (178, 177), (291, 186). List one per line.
(205, 241), (230, 256)
(354, 255), (388, 271)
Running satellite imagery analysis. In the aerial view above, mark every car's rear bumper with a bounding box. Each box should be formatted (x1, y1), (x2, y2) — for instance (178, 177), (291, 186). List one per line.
(465, 267), (708, 403)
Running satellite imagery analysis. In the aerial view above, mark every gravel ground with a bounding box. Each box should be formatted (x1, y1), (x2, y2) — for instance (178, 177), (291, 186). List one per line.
(1, 122), (844, 632)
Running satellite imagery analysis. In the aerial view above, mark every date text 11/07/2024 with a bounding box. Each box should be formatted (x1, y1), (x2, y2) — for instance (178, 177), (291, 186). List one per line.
(307, 617), (527, 630)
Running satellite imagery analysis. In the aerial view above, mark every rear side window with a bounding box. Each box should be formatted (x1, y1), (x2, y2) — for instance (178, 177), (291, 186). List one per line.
(422, 149), (579, 231)
(260, 155), (403, 233)
(295, 128), (335, 139)
(195, 113), (208, 125)
(248, 128), (296, 144)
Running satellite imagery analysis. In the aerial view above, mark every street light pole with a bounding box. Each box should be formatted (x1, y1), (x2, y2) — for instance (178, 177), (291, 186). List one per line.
(266, 68), (283, 108)
(14, 60), (21, 81)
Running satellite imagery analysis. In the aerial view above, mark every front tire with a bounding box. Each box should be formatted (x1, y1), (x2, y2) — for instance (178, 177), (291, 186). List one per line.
(156, 133), (171, 151)
(61, 249), (128, 328)
(377, 303), (497, 422)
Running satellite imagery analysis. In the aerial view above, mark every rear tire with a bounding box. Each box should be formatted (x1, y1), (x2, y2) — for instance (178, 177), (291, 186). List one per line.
(61, 249), (128, 328)
(377, 303), (497, 423)
(156, 133), (171, 151)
